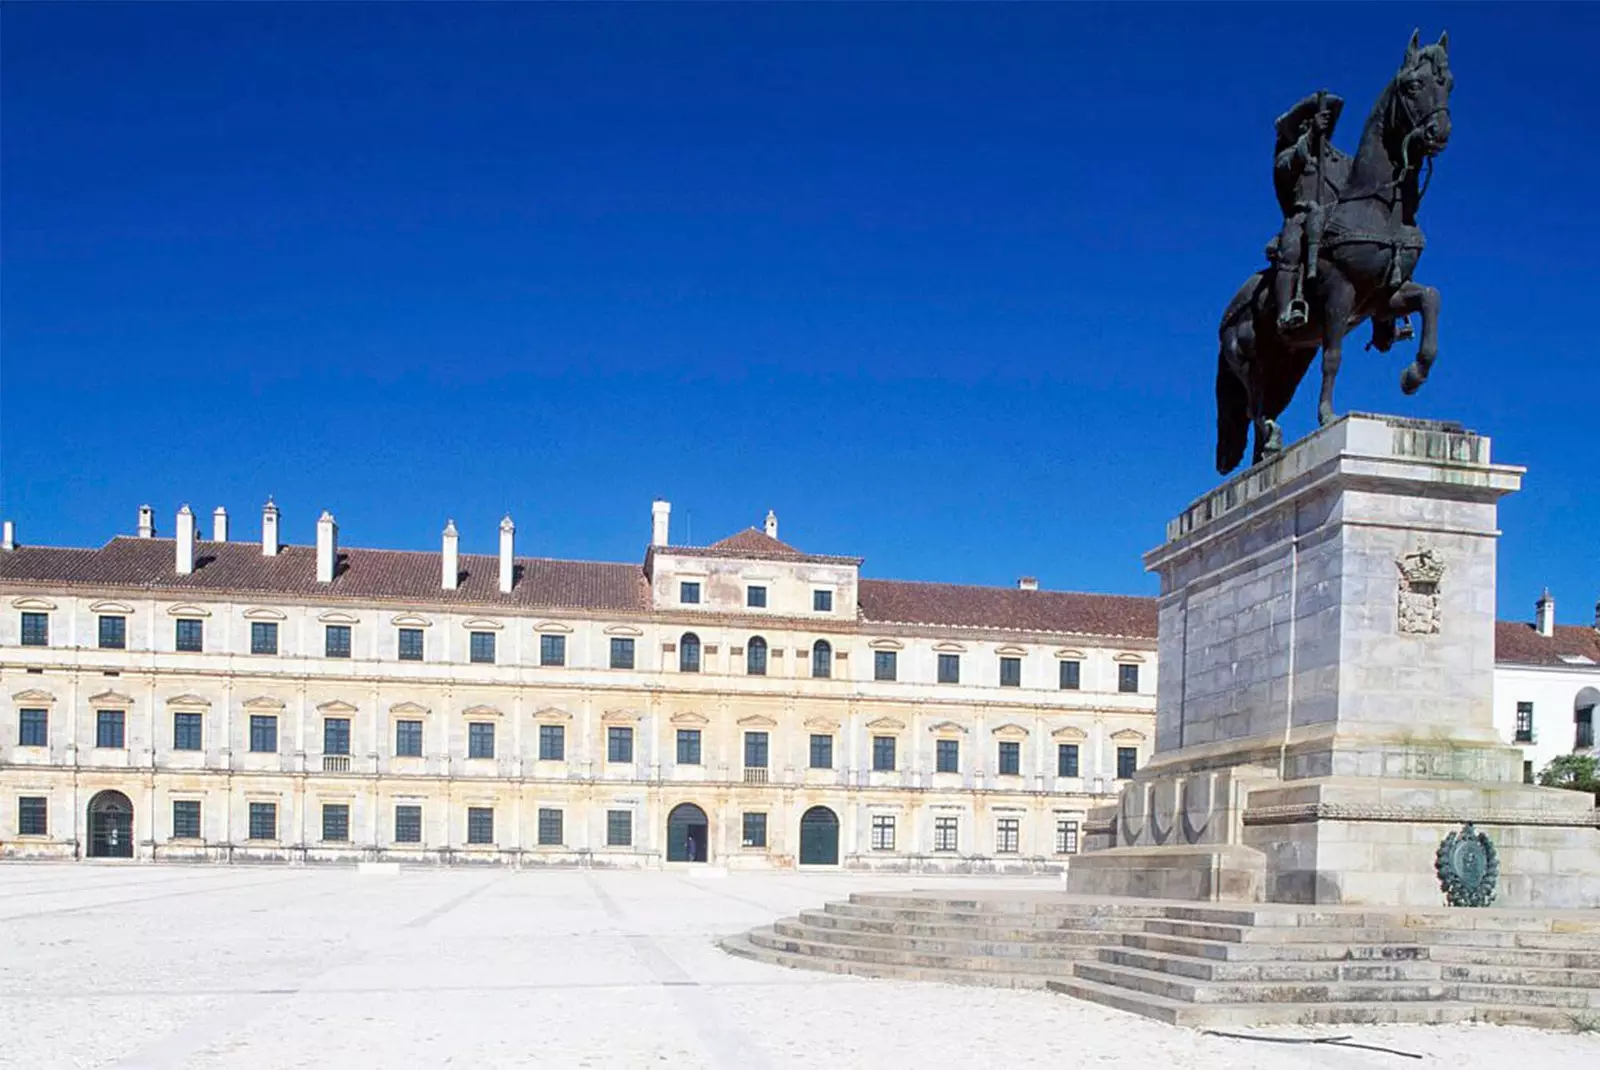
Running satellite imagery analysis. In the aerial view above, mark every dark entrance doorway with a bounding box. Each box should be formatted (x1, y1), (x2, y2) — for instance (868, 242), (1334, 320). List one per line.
(87, 790), (134, 859)
(799, 806), (839, 866)
(666, 803), (709, 863)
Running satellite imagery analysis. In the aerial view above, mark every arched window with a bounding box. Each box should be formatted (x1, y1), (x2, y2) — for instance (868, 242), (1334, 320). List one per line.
(746, 636), (768, 676)
(811, 640), (832, 679)
(679, 633), (701, 674)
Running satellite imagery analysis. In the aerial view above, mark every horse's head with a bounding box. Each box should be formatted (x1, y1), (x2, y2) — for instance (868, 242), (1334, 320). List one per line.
(1390, 29), (1453, 160)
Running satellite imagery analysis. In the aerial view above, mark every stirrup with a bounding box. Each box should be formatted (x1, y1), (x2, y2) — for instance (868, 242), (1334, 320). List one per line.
(1279, 299), (1309, 329)
(1394, 318), (1414, 342)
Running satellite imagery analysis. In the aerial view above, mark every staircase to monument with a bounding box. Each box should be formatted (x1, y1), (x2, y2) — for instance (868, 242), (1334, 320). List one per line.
(720, 892), (1600, 1027)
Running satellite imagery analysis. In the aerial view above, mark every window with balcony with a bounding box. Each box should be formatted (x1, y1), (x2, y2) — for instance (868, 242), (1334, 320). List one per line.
(609, 637), (635, 670)
(606, 809), (632, 847)
(394, 804), (422, 843)
(999, 657), (1022, 688)
(809, 734), (833, 770)
(743, 731), (769, 770)
(1055, 819), (1080, 855)
(997, 740), (1021, 776)
(870, 814), (895, 851)
(175, 619), (204, 653)
(537, 808), (563, 846)
(1514, 702), (1535, 744)
(539, 634), (566, 667)
(1116, 746), (1138, 779)
(872, 735), (896, 772)
(1057, 743), (1080, 778)
(250, 622), (278, 656)
(395, 719), (423, 757)
(538, 723), (565, 761)
(679, 633), (701, 673)
(18, 796), (47, 836)
(937, 654), (960, 684)
(467, 807), (494, 845)
(18, 708), (47, 747)
(98, 615), (127, 650)
(934, 816), (958, 852)
(325, 625), (352, 659)
(172, 800), (201, 839)
(607, 726), (634, 763)
(469, 631), (495, 664)
(96, 710), (125, 749)
(323, 717), (351, 756)
(811, 640), (832, 679)
(676, 729), (701, 765)
(746, 636), (768, 676)
(1059, 659), (1081, 690)
(173, 712), (203, 751)
(742, 812), (767, 848)
(321, 804), (350, 842)
(249, 714), (278, 753)
(397, 627), (424, 661)
(20, 611), (48, 647)
(874, 650), (897, 681)
(248, 802), (277, 841)
(935, 738), (960, 774)
(996, 817), (1020, 854)
(1118, 664), (1140, 693)
(468, 722), (496, 760)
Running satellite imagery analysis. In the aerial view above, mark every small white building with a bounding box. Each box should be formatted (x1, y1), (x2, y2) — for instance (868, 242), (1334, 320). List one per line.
(1493, 589), (1600, 779)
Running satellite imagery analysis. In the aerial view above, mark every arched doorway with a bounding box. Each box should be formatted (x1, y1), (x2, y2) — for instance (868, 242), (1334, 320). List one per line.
(667, 803), (709, 862)
(799, 806), (839, 866)
(87, 790), (134, 859)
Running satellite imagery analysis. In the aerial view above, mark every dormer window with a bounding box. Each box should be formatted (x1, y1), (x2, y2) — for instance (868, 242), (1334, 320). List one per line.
(813, 590), (833, 613)
(680, 581), (701, 605)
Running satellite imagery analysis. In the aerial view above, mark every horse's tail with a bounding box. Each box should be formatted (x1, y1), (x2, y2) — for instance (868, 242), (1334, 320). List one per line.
(1215, 335), (1250, 475)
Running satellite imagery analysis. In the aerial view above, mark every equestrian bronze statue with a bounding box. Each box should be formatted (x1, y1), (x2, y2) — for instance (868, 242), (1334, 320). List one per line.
(1215, 30), (1453, 474)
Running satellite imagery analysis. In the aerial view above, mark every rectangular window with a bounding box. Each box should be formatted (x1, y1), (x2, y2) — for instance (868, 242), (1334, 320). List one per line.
(1523, 760), (1535, 785)
(679, 581), (701, 605)
(248, 802), (277, 841)
(1117, 746), (1138, 779)
(175, 618), (204, 652)
(999, 657), (1022, 688)
(18, 796), (47, 836)
(809, 734), (833, 770)
(18, 708), (48, 747)
(96, 710), (125, 749)
(395, 719), (423, 757)
(1118, 664), (1140, 693)
(937, 653), (961, 684)
(538, 723), (566, 761)
(746, 585), (767, 608)
(172, 799), (201, 839)
(249, 714), (278, 753)
(323, 717), (351, 756)
(996, 817), (1020, 854)
(870, 814), (896, 851)
(1055, 819), (1080, 855)
(676, 729), (702, 766)
(467, 806), (494, 845)
(394, 804), (422, 843)
(742, 812), (768, 848)
(173, 712), (203, 751)
(936, 738), (960, 774)
(1057, 743), (1080, 778)
(874, 650), (897, 681)
(468, 722), (496, 760)
(322, 803), (350, 842)
(872, 735), (896, 772)
(609, 637), (635, 669)
(1514, 701), (1534, 744)
(397, 627), (424, 661)
(743, 731), (769, 769)
(469, 631), (495, 664)
(998, 740), (1021, 776)
(539, 634), (566, 667)
(813, 589), (833, 613)
(20, 611), (48, 647)
(934, 816), (958, 852)
(606, 809), (633, 847)
(324, 625), (352, 658)
(250, 621), (278, 655)
(607, 726), (634, 763)
(537, 808), (563, 846)
(98, 615), (127, 650)
(1059, 660), (1081, 690)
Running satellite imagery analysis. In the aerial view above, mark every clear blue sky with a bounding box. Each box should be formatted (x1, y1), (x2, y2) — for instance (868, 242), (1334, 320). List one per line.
(2, 5), (1595, 621)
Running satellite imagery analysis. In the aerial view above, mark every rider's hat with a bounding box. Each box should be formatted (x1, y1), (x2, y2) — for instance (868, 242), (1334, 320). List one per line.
(1274, 92), (1345, 153)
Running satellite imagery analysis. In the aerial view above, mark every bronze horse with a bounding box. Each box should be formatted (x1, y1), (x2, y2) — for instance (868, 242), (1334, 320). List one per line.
(1216, 31), (1454, 474)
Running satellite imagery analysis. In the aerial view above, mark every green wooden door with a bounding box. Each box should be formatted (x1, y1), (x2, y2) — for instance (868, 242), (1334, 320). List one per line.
(799, 806), (839, 866)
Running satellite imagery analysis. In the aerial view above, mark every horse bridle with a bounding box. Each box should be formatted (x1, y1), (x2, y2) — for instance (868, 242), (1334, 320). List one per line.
(1390, 70), (1450, 197)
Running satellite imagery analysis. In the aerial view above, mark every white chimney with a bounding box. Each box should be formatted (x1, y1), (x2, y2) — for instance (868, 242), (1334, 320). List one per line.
(765, 509), (778, 540)
(1, 520), (14, 551)
(1018, 576), (1039, 591)
(442, 519), (460, 591)
(316, 510), (338, 583)
(175, 505), (196, 575)
(1536, 588), (1555, 638)
(212, 506), (229, 542)
(651, 499), (671, 547)
(262, 499), (280, 556)
(137, 505), (155, 539)
(498, 515), (515, 594)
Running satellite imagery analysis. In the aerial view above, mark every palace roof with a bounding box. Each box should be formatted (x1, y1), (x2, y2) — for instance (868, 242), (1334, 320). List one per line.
(1495, 621), (1600, 669)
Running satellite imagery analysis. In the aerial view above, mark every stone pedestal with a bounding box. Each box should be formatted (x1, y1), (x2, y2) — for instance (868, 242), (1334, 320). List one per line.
(1070, 414), (1600, 907)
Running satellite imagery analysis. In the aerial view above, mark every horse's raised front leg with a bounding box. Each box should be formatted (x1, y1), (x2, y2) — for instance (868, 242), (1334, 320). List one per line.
(1317, 275), (1357, 427)
(1390, 280), (1440, 395)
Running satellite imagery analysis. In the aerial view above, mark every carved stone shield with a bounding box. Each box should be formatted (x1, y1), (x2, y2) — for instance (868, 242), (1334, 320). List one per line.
(1435, 822), (1499, 907)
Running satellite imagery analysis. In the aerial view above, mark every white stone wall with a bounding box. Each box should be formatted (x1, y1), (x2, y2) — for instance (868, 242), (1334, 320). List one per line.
(1493, 661), (1600, 776)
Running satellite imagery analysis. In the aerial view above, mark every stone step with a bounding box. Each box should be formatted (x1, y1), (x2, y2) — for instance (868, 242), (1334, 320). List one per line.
(773, 918), (1102, 961)
(1120, 931), (1432, 963)
(1163, 906), (1422, 930)
(845, 894), (1166, 920)
(1415, 928), (1600, 952)
(1047, 977), (1582, 1030)
(1440, 961), (1600, 989)
(749, 924), (1076, 977)
(1073, 960), (1451, 1005)
(1429, 944), (1600, 970)
(1099, 946), (1442, 984)
(1144, 919), (1415, 944)
(800, 909), (1123, 944)
(1450, 981), (1600, 1010)
(826, 899), (1157, 930)
(719, 930), (1049, 989)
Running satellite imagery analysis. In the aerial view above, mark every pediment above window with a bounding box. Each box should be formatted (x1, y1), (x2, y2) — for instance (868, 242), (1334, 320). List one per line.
(317, 610), (361, 625)
(1051, 725), (1089, 741)
(1055, 648), (1087, 661)
(89, 600), (135, 615)
(1110, 728), (1147, 741)
(534, 620), (573, 634)
(316, 699), (359, 715)
(868, 638), (904, 651)
(866, 716), (906, 731)
(1113, 652), (1147, 664)
(462, 704), (503, 718)
(991, 722), (1030, 740)
(11, 688), (56, 704)
(601, 707), (641, 723)
(604, 624), (643, 637)
(241, 695), (286, 711)
(669, 711), (708, 726)
(391, 614), (431, 628)
(995, 645), (1028, 657)
(462, 618), (503, 631)
(926, 720), (968, 736)
(88, 690), (135, 707)
(11, 596), (57, 611)
(243, 607), (287, 621)
(167, 603), (212, 618)
(533, 706), (573, 721)
(932, 641), (967, 653)
(166, 693), (212, 710)
(389, 701), (430, 717)
(736, 714), (778, 728)
(802, 716), (840, 731)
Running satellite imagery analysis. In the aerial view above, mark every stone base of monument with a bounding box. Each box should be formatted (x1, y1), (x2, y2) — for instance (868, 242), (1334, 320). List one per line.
(1068, 414), (1600, 908)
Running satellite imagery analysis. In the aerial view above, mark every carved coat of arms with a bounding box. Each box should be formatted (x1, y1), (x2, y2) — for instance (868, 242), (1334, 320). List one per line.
(1435, 823), (1498, 907)
(1397, 547), (1444, 635)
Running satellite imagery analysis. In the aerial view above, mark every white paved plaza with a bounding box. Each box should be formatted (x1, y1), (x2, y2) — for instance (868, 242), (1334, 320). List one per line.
(2, 864), (1596, 1070)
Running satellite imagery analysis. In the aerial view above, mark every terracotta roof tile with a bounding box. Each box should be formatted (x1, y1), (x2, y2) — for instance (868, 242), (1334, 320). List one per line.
(656, 528), (862, 566)
(858, 579), (1158, 639)
(1495, 621), (1600, 668)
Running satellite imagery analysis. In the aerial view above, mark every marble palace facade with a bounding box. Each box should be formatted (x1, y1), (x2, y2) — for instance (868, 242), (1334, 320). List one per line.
(0, 500), (1159, 870)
